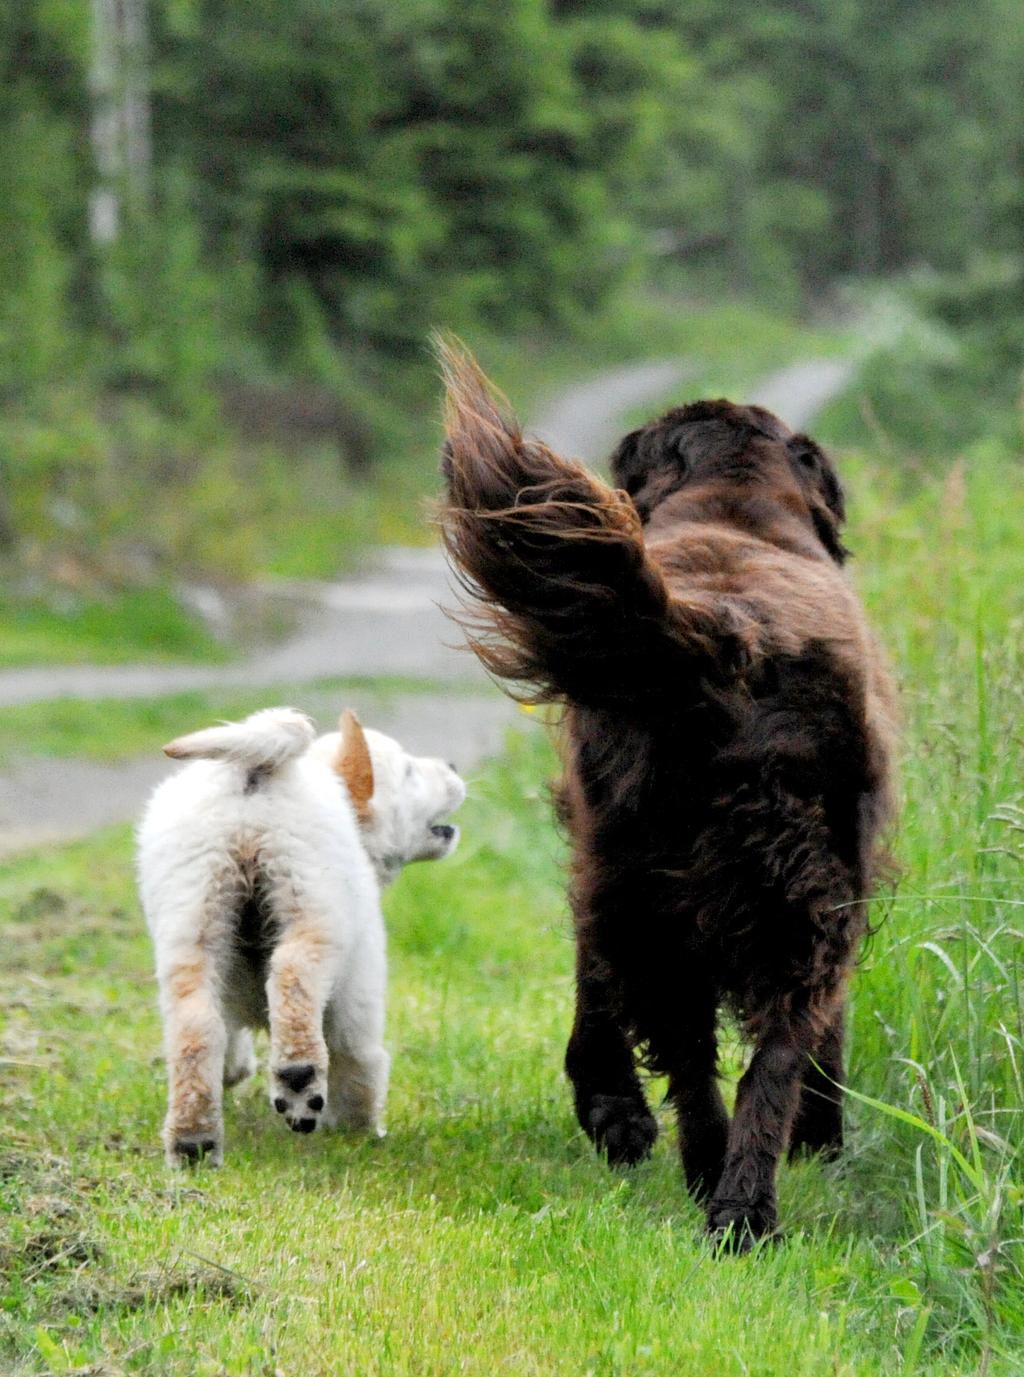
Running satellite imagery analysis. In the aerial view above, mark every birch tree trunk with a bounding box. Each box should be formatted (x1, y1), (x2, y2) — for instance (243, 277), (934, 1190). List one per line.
(89, 0), (151, 245)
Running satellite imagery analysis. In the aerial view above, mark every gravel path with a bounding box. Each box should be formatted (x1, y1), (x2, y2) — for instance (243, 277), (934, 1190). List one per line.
(0, 359), (698, 710)
(0, 691), (519, 856)
(746, 359), (852, 430)
(0, 356), (852, 856)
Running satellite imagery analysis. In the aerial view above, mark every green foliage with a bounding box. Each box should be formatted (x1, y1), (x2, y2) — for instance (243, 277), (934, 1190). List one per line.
(0, 3), (89, 393)
(0, 377), (430, 598)
(2, 0), (1023, 593)
(0, 584), (226, 668)
(818, 263), (1024, 458)
(662, 0), (1024, 291)
(99, 171), (232, 415)
(6, 0), (1022, 406)
(0, 675), (465, 764)
(151, 0), (675, 354)
(0, 104), (75, 395)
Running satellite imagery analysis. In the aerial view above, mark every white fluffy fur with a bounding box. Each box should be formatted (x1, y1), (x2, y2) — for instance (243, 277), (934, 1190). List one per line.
(137, 706), (465, 1167)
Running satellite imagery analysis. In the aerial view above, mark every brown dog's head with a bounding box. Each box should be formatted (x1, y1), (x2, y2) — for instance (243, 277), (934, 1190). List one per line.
(609, 399), (848, 564)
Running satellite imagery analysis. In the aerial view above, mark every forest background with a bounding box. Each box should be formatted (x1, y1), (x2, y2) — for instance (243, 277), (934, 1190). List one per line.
(3, 0), (1022, 657)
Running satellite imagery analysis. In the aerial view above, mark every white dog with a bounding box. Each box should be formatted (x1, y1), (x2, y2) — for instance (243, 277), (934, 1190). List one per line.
(137, 706), (465, 1167)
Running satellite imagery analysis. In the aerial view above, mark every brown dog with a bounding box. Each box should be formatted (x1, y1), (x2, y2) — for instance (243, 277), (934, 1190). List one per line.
(437, 340), (897, 1248)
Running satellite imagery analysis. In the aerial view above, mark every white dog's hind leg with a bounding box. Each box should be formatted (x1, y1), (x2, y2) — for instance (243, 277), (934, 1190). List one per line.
(223, 1027), (257, 1088)
(323, 944), (389, 1136)
(159, 947), (228, 1167)
(265, 921), (335, 1135)
(325, 1044), (390, 1136)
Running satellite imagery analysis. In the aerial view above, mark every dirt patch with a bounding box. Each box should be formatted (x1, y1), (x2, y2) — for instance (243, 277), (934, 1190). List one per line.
(50, 1259), (249, 1318)
(0, 885), (137, 975)
(0, 1149), (250, 1370)
(0, 1155), (106, 1289)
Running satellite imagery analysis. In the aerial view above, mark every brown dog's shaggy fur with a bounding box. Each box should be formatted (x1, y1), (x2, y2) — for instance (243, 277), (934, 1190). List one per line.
(437, 340), (898, 1247)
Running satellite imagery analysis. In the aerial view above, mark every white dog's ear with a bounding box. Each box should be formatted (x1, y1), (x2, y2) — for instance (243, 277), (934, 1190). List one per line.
(335, 709), (374, 819)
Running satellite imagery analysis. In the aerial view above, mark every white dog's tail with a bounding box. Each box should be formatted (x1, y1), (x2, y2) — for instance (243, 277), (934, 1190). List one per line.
(163, 707), (315, 771)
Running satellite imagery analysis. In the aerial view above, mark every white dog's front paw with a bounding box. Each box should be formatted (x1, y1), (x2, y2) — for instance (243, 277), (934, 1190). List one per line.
(270, 1060), (328, 1134)
(224, 1029), (258, 1089)
(323, 1047), (389, 1136)
(322, 1103), (387, 1136)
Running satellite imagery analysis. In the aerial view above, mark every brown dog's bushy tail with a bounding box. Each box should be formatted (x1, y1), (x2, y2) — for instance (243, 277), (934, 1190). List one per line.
(436, 337), (732, 707)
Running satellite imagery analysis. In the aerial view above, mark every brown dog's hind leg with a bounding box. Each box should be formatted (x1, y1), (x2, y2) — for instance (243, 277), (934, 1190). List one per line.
(788, 1005), (845, 1161)
(706, 1013), (814, 1249)
(565, 965), (658, 1167)
(665, 1021), (730, 1203)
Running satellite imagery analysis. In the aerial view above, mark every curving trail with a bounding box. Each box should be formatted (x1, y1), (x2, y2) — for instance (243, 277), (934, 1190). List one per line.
(0, 356), (852, 854)
(0, 358), (702, 710)
(745, 360), (852, 430)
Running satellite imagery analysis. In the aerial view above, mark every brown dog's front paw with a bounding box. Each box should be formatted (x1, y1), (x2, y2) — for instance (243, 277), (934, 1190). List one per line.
(788, 1119), (843, 1163)
(681, 1147), (726, 1204)
(587, 1094), (658, 1166)
(706, 1198), (778, 1253)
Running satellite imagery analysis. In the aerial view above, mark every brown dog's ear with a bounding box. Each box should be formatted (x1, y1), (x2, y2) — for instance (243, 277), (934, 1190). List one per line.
(335, 709), (374, 819)
(608, 427), (647, 494)
(787, 435), (850, 564)
(608, 426), (680, 521)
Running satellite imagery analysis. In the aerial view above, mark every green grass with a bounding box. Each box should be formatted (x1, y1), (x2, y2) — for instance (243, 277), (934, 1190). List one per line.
(0, 586), (229, 670)
(2, 436), (1023, 1375)
(0, 729), (1019, 1375)
(0, 677), (481, 768)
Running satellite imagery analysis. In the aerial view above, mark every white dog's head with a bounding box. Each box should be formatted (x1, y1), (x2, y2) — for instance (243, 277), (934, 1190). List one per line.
(310, 710), (466, 886)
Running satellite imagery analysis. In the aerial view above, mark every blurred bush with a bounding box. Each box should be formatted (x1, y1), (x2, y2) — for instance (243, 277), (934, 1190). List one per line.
(819, 259), (1024, 459)
(1, 0), (1022, 585)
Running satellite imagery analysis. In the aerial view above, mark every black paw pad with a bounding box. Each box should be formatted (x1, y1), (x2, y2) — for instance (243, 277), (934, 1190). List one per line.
(290, 1117), (317, 1134)
(274, 1097), (287, 1114)
(307, 1094), (324, 1113)
(277, 1063), (315, 1092)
